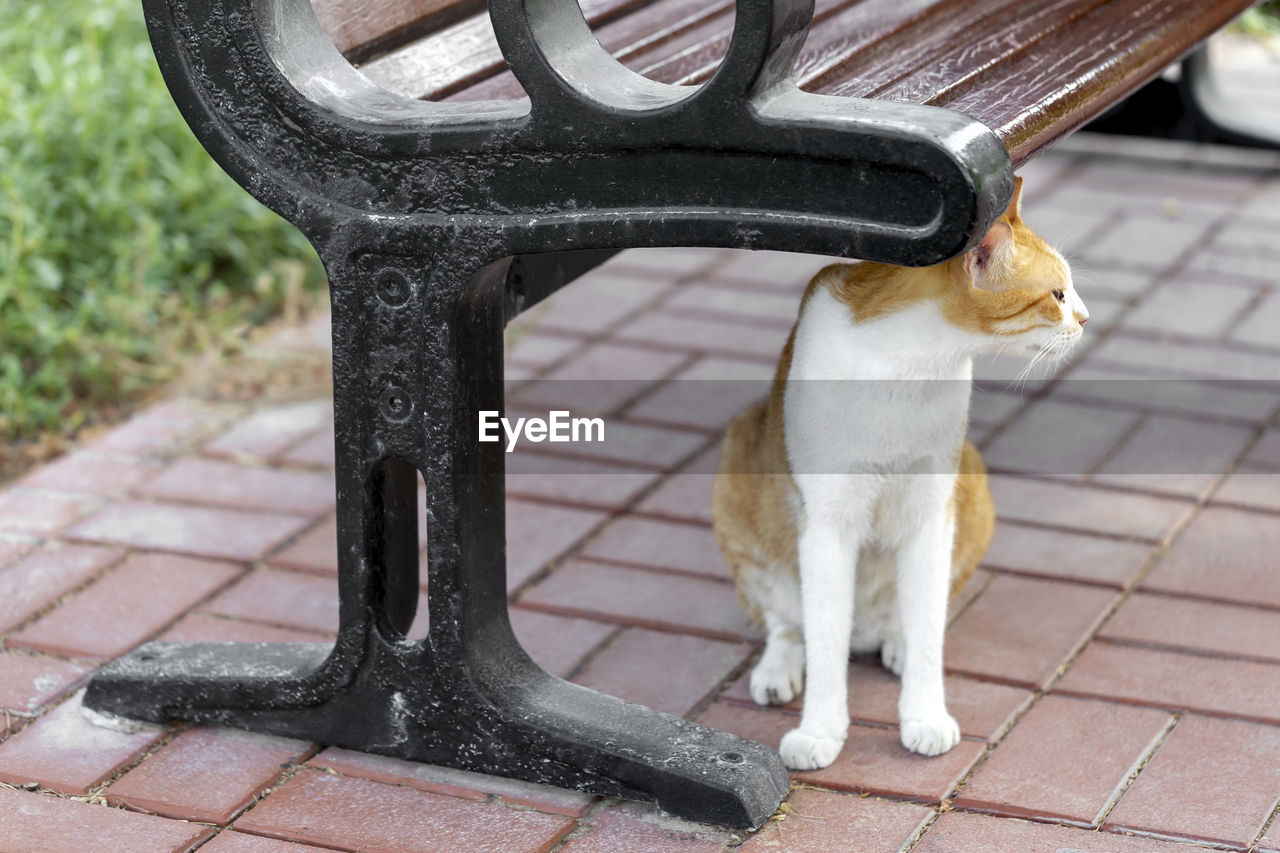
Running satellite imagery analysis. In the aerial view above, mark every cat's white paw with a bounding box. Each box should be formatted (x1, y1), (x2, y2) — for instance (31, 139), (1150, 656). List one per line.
(749, 646), (804, 706)
(900, 712), (961, 757)
(780, 727), (845, 770)
(880, 635), (904, 677)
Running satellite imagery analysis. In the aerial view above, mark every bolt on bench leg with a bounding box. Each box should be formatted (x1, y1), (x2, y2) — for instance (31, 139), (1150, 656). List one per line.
(86, 244), (789, 829)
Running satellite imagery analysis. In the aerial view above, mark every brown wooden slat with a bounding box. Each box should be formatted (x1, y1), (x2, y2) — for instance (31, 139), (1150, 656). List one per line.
(929, 0), (1255, 164)
(449, 0), (737, 101)
(359, 0), (662, 99)
(845, 0), (1109, 102)
(310, 0), (483, 62)
(333, 0), (1250, 172)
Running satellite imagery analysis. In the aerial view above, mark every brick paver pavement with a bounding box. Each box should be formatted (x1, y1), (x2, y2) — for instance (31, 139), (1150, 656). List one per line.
(3, 134), (1280, 850)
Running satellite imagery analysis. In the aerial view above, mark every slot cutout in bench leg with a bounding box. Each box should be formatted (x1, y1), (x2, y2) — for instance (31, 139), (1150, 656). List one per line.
(367, 455), (421, 640)
(85, 243), (787, 829)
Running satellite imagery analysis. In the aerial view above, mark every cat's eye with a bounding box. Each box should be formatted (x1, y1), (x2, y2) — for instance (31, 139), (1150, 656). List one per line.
(1051, 289), (1065, 303)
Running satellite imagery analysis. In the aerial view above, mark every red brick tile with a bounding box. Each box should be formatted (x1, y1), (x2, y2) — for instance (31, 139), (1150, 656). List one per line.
(701, 250), (828, 290)
(608, 247), (729, 278)
(277, 424), (336, 469)
(203, 401), (332, 462)
(1239, 411), (1280, 461)
(945, 575), (1119, 688)
(506, 454), (659, 511)
(530, 272), (672, 336)
(159, 612), (332, 643)
(505, 330), (582, 369)
(721, 660), (1032, 742)
(948, 568), (992, 625)
(1091, 416), (1253, 500)
(1083, 217), (1212, 270)
(12, 553), (244, 660)
(0, 692), (164, 795)
(0, 652), (94, 714)
(1056, 641), (1280, 724)
(1104, 715), (1280, 847)
(661, 283), (798, 327)
(513, 342), (688, 415)
(625, 358), (772, 432)
(1122, 278), (1259, 339)
(740, 788), (929, 852)
(0, 543), (124, 632)
(572, 628), (752, 717)
(138, 458), (335, 515)
(982, 522), (1154, 588)
(507, 498), (607, 591)
(984, 401), (1140, 478)
(0, 786), (211, 853)
(200, 833), (336, 853)
(0, 490), (98, 537)
(1233, 291), (1280, 350)
(520, 560), (756, 642)
(580, 516), (728, 580)
(509, 608), (615, 678)
(107, 727), (312, 823)
(87, 399), (209, 456)
(236, 768), (575, 853)
(269, 515), (339, 575)
(1087, 334), (1280, 381)
(1142, 506), (1280, 608)
(1213, 469), (1280, 514)
(67, 500), (311, 561)
(698, 702), (984, 801)
(21, 453), (162, 497)
(0, 535), (33, 567)
(956, 695), (1172, 825)
(1101, 592), (1280, 663)
(988, 476), (1192, 543)
(203, 568), (344, 634)
(1056, 364), (1280, 423)
(311, 747), (594, 817)
(561, 802), (733, 852)
(635, 474), (716, 524)
(917, 810), (1203, 852)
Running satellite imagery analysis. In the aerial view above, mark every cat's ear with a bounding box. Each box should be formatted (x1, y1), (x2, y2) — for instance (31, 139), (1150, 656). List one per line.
(1003, 176), (1024, 222)
(965, 220), (1014, 289)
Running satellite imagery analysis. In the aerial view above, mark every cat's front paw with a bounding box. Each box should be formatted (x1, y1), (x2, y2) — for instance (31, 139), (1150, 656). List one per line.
(779, 727), (845, 770)
(900, 712), (961, 757)
(749, 648), (805, 706)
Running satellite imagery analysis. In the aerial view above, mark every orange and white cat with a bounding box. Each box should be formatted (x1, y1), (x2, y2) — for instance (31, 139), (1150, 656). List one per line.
(712, 178), (1088, 770)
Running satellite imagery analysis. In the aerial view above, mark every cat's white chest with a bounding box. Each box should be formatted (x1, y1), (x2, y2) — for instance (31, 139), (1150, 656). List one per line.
(784, 286), (972, 480)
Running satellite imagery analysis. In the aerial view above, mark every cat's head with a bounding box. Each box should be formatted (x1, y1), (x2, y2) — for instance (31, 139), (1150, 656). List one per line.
(948, 177), (1089, 360)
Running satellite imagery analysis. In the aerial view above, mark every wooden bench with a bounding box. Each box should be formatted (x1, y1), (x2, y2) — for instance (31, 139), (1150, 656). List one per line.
(88, 0), (1253, 829)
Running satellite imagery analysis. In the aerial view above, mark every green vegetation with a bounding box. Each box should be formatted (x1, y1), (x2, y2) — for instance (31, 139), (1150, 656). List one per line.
(0, 0), (324, 441)
(1238, 1), (1280, 38)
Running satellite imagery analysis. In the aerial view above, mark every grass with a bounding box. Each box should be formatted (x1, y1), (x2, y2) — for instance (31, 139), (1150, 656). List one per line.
(0, 0), (325, 443)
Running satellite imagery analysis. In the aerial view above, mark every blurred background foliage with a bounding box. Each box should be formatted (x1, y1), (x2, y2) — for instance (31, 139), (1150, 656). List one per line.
(0, 0), (325, 443)
(1239, 0), (1280, 37)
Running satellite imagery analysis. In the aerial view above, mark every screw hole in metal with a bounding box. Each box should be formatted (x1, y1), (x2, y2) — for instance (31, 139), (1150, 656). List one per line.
(375, 269), (411, 307)
(379, 385), (413, 422)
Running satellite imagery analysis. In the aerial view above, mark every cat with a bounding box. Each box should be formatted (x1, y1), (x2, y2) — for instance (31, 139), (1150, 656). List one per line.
(712, 177), (1088, 770)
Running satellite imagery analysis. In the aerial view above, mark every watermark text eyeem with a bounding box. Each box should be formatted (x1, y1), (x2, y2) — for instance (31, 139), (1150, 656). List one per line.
(478, 410), (604, 452)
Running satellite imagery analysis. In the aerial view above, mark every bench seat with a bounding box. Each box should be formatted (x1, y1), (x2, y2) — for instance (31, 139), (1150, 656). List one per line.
(316, 0), (1254, 167)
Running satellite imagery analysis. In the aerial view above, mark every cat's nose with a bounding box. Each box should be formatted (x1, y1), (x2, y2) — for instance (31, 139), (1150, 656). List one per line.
(1078, 316), (1087, 326)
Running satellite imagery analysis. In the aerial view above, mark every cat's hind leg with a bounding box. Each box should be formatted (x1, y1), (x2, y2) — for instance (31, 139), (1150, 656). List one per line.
(750, 612), (805, 706)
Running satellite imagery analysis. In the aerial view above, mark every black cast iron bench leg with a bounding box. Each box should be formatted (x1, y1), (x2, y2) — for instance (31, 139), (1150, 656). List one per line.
(84, 0), (1015, 828)
(86, 236), (789, 828)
